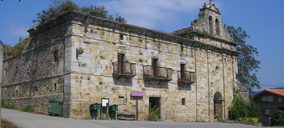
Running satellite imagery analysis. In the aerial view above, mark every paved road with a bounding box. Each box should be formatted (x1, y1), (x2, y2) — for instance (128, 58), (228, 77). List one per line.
(2, 109), (263, 128)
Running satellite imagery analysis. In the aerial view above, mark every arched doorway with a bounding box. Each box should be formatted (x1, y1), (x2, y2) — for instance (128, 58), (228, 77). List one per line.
(214, 92), (223, 120)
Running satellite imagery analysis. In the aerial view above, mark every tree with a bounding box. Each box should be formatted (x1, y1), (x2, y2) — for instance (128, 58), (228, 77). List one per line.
(33, 0), (126, 24)
(227, 26), (260, 91)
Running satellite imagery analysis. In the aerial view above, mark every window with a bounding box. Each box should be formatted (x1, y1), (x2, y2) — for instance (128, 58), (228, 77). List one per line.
(118, 53), (125, 73)
(119, 96), (126, 105)
(119, 34), (124, 40)
(268, 96), (274, 102)
(209, 16), (213, 34)
(152, 58), (158, 77)
(54, 84), (57, 91)
(278, 97), (283, 102)
(261, 96), (268, 102)
(180, 64), (185, 79)
(182, 98), (186, 105)
(118, 53), (125, 62)
(215, 19), (220, 35)
(265, 109), (271, 115)
(53, 50), (59, 62)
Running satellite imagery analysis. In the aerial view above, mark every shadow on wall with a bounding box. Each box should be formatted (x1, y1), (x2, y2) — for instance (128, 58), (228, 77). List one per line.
(114, 78), (133, 86)
(144, 81), (169, 89)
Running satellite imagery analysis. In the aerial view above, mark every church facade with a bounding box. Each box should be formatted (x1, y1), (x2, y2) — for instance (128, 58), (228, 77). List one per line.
(2, 2), (238, 122)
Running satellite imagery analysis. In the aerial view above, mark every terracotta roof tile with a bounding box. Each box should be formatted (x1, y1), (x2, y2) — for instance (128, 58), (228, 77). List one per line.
(266, 89), (284, 97)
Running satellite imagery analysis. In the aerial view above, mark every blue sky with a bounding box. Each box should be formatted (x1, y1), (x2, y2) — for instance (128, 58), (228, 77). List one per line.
(0, 0), (283, 90)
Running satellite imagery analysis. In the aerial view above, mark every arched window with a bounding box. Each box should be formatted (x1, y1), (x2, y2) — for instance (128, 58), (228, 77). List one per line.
(209, 16), (213, 34)
(215, 19), (220, 35)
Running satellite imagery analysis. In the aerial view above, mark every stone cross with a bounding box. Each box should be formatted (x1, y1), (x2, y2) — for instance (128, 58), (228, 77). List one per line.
(209, 0), (213, 4)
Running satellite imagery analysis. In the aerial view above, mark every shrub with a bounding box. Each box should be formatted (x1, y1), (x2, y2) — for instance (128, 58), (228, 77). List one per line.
(22, 105), (35, 113)
(229, 95), (261, 120)
(1, 101), (15, 109)
(148, 108), (160, 121)
(271, 110), (284, 126)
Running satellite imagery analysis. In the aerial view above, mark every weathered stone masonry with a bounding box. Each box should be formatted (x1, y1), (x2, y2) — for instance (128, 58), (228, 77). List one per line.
(2, 3), (238, 122)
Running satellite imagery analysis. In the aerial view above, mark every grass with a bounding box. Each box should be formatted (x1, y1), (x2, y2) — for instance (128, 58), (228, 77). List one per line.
(1, 101), (15, 109)
(21, 105), (35, 113)
(1, 120), (19, 128)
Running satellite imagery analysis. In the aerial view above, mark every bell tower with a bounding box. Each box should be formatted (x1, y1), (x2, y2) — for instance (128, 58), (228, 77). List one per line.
(191, 1), (231, 40)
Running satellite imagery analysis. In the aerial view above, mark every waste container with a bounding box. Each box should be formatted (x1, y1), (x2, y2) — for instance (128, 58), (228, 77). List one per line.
(109, 104), (118, 120)
(48, 101), (63, 117)
(90, 103), (100, 119)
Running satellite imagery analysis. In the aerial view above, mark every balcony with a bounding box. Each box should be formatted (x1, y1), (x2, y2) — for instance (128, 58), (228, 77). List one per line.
(113, 62), (136, 78)
(177, 71), (195, 85)
(143, 65), (174, 82)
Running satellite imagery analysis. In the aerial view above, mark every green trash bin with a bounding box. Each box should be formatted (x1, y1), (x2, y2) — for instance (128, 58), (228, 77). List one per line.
(90, 103), (100, 119)
(48, 101), (63, 117)
(109, 104), (118, 120)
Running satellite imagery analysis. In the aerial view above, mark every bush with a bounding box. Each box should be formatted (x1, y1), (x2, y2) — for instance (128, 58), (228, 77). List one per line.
(229, 95), (261, 120)
(271, 110), (284, 126)
(22, 105), (35, 113)
(148, 108), (160, 121)
(1, 101), (15, 109)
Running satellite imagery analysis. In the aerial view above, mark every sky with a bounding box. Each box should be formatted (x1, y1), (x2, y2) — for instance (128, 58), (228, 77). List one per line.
(0, 0), (283, 91)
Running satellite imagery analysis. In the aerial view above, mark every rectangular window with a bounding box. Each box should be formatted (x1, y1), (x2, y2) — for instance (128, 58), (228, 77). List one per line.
(180, 64), (185, 79)
(268, 96), (274, 102)
(152, 58), (158, 77)
(182, 98), (186, 105)
(278, 97), (282, 102)
(118, 53), (125, 62)
(119, 34), (124, 40)
(118, 53), (125, 73)
(119, 96), (126, 105)
(53, 50), (59, 62)
(265, 109), (271, 115)
(261, 96), (268, 102)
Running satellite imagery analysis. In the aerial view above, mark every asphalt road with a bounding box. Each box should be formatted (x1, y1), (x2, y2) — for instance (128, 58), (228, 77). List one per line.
(1, 108), (263, 128)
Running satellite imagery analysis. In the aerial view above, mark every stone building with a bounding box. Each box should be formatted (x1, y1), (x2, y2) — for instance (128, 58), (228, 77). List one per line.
(1, 2), (238, 122)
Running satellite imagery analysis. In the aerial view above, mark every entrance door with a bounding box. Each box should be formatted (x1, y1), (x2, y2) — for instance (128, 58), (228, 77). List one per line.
(213, 92), (223, 120)
(149, 97), (160, 119)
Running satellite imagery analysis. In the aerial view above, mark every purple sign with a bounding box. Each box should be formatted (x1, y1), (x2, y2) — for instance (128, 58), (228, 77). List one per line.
(131, 91), (144, 97)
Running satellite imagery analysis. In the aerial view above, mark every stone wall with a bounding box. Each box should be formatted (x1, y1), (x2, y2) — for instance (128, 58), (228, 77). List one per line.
(66, 20), (237, 121)
(1, 21), (71, 114)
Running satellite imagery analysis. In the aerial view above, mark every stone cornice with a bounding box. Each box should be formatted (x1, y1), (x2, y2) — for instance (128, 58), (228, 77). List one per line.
(28, 11), (238, 56)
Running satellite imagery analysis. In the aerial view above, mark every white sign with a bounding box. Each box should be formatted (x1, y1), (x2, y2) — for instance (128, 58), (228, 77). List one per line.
(102, 99), (109, 107)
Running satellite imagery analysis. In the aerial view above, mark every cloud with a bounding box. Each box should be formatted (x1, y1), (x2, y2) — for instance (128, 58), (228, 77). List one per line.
(95, 0), (208, 30)
(9, 25), (28, 38)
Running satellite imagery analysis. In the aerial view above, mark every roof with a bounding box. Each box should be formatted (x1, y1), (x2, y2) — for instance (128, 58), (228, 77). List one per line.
(254, 89), (284, 98)
(266, 89), (284, 97)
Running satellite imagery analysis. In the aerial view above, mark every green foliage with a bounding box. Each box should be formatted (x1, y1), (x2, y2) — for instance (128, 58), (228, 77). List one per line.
(22, 105), (35, 113)
(271, 110), (284, 126)
(34, 0), (127, 25)
(33, 0), (79, 24)
(239, 117), (259, 124)
(148, 108), (160, 121)
(81, 6), (108, 18)
(227, 26), (260, 91)
(3, 37), (31, 58)
(229, 95), (261, 120)
(1, 101), (15, 109)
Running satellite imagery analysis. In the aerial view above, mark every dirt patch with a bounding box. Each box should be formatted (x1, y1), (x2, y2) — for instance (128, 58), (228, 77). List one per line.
(1, 120), (19, 128)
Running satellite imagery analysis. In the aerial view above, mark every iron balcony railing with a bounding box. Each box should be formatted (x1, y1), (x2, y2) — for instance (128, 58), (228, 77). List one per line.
(143, 65), (174, 82)
(177, 71), (195, 85)
(113, 62), (136, 78)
